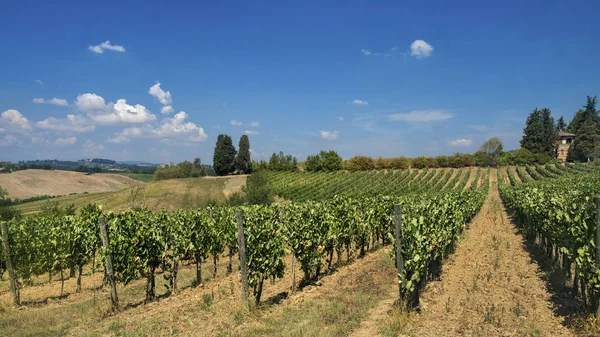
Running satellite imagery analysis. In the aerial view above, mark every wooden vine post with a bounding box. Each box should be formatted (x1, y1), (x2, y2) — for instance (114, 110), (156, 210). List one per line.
(98, 216), (119, 311)
(595, 197), (600, 318)
(235, 210), (249, 310)
(394, 204), (405, 310)
(1, 221), (19, 306)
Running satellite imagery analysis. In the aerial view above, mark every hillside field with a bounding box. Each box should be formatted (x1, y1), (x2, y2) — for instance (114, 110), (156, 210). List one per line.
(0, 170), (140, 200)
(13, 174), (247, 214)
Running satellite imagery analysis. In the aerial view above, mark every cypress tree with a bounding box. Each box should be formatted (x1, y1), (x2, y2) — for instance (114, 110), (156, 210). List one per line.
(235, 135), (252, 174)
(521, 108), (545, 154)
(213, 134), (236, 176)
(540, 108), (558, 157)
(567, 120), (600, 162)
(556, 116), (566, 131)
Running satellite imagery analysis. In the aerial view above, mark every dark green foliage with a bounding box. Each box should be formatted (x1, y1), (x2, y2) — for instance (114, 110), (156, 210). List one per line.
(304, 150), (343, 172)
(521, 108), (556, 158)
(267, 152), (298, 171)
(568, 96), (599, 134)
(521, 108), (544, 153)
(243, 171), (274, 205)
(235, 135), (252, 174)
(502, 148), (536, 165)
(556, 116), (566, 132)
(346, 155), (375, 171)
(213, 134), (237, 176)
(0, 206), (21, 221)
(567, 120), (600, 162)
(153, 158), (206, 180)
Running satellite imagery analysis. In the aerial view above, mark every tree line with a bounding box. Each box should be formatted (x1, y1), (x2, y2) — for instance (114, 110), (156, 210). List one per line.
(521, 95), (600, 162)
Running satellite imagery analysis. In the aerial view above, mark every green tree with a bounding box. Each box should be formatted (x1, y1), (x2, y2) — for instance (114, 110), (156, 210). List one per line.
(235, 135), (252, 174)
(267, 152), (297, 171)
(213, 134), (237, 176)
(0, 185), (7, 200)
(567, 120), (600, 162)
(556, 116), (566, 132)
(242, 171), (273, 205)
(521, 108), (545, 154)
(475, 137), (503, 166)
(305, 150), (343, 172)
(568, 96), (599, 134)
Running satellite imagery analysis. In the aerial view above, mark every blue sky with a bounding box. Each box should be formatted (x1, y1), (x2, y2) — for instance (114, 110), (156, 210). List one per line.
(1, 0), (599, 164)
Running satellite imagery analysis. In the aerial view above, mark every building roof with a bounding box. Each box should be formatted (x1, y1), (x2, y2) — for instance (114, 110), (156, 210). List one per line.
(559, 131), (575, 137)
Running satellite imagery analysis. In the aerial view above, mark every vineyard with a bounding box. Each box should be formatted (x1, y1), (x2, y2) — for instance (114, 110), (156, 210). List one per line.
(499, 163), (600, 316)
(3, 164), (600, 336)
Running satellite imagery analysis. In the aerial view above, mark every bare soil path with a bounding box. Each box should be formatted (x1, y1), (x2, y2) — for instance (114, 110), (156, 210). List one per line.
(352, 170), (573, 337)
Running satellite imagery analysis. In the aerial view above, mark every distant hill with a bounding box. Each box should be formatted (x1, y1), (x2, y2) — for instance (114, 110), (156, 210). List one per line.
(0, 169), (139, 200)
(118, 160), (159, 166)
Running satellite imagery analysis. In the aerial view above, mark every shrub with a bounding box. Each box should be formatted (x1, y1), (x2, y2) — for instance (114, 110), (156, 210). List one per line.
(347, 155), (375, 171)
(389, 157), (410, 170)
(411, 156), (428, 169)
(374, 157), (390, 170)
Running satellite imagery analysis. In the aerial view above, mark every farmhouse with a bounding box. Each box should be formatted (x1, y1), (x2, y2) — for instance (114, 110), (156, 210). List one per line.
(557, 131), (575, 162)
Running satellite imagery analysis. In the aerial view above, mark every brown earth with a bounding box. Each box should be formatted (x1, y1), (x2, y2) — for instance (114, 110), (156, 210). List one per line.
(0, 170), (138, 199)
(352, 169), (574, 337)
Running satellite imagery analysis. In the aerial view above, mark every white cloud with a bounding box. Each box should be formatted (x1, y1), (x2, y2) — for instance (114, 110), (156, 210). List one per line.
(32, 97), (69, 107)
(35, 79), (43, 85)
(388, 110), (452, 123)
(75, 93), (108, 112)
(54, 136), (77, 147)
(153, 111), (208, 142)
(448, 138), (472, 147)
(148, 83), (172, 105)
(1, 109), (32, 130)
(0, 135), (16, 147)
(75, 93), (156, 125)
(107, 126), (147, 144)
(320, 130), (339, 140)
(88, 41), (126, 54)
(82, 140), (105, 154)
(352, 99), (369, 105)
(248, 121), (260, 127)
(36, 114), (95, 133)
(360, 49), (372, 56)
(230, 120), (243, 126)
(244, 130), (259, 135)
(161, 105), (174, 114)
(410, 40), (433, 59)
(0, 128), (4, 133)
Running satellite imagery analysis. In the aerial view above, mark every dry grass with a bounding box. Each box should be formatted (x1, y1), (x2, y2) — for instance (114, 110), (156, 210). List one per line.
(0, 169), (138, 200)
(0, 245), (395, 337)
(14, 175), (247, 214)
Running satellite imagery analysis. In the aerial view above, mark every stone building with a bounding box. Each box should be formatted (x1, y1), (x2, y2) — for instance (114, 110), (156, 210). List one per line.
(557, 131), (575, 162)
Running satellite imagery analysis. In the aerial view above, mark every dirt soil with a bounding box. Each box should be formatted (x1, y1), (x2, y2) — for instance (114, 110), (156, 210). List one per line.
(0, 170), (138, 199)
(352, 169), (573, 337)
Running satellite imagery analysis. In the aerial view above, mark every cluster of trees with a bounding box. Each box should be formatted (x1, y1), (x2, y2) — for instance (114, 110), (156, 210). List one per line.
(566, 96), (600, 161)
(253, 152), (298, 172)
(518, 95), (600, 162)
(213, 134), (252, 176)
(153, 158), (214, 180)
(305, 150), (344, 172)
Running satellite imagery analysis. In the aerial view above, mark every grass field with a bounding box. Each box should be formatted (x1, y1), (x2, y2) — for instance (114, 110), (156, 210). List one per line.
(0, 169), (138, 200)
(14, 175), (247, 214)
(112, 172), (154, 182)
